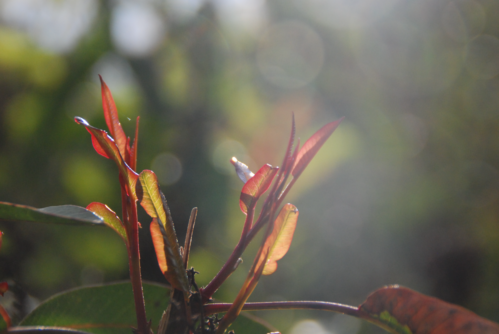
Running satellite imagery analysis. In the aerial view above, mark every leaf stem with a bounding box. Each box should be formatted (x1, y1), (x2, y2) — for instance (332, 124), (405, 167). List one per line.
(203, 300), (360, 317)
(126, 199), (148, 334)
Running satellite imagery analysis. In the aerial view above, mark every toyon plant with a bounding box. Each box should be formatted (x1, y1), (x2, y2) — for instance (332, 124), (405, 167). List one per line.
(1, 77), (499, 334)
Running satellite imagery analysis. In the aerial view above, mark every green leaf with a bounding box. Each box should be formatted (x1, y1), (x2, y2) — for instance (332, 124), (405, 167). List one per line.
(18, 282), (272, 334)
(0, 202), (103, 225)
(20, 282), (169, 334)
(86, 203), (127, 244)
(136, 170), (190, 295)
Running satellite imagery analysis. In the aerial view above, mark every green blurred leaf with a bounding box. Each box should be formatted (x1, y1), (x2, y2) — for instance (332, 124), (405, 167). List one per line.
(19, 282), (272, 334)
(20, 282), (169, 334)
(0, 202), (103, 225)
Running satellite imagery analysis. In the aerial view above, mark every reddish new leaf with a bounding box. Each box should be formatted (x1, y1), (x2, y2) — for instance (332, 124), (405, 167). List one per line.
(262, 203), (298, 275)
(240, 164), (279, 214)
(359, 285), (499, 334)
(150, 218), (168, 276)
(74, 117), (138, 197)
(130, 116), (140, 171)
(99, 75), (127, 158)
(0, 282), (7, 296)
(86, 203), (127, 244)
(291, 118), (343, 179)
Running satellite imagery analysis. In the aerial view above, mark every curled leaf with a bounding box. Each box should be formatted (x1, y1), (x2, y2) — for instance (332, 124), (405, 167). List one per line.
(136, 170), (189, 295)
(291, 118), (343, 179)
(359, 286), (499, 334)
(74, 117), (138, 197)
(262, 204), (299, 275)
(240, 164), (279, 214)
(86, 203), (127, 244)
(231, 157), (255, 183)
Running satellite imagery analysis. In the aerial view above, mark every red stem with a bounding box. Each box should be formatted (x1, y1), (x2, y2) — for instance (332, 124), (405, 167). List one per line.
(204, 300), (360, 317)
(123, 185), (148, 334)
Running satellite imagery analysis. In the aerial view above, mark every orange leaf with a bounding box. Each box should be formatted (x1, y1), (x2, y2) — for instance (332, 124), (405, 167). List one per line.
(291, 118), (343, 179)
(0, 282), (7, 296)
(150, 219), (168, 275)
(239, 164), (279, 214)
(359, 286), (499, 334)
(262, 204), (299, 275)
(99, 75), (127, 158)
(136, 170), (190, 295)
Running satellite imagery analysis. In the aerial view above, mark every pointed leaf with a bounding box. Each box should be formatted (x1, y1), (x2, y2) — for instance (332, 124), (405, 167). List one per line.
(74, 117), (138, 197)
(359, 286), (499, 334)
(0, 202), (103, 225)
(20, 282), (170, 334)
(129, 116), (139, 171)
(240, 164), (279, 214)
(262, 204), (298, 275)
(99, 76), (127, 158)
(0, 305), (10, 330)
(150, 218), (168, 275)
(231, 157), (255, 183)
(136, 170), (189, 294)
(291, 118), (343, 179)
(86, 203), (127, 244)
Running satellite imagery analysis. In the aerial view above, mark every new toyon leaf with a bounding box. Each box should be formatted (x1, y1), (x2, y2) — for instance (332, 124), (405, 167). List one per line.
(99, 75), (127, 158)
(262, 203), (299, 275)
(136, 170), (190, 295)
(291, 118), (343, 178)
(239, 164), (279, 215)
(86, 202), (127, 244)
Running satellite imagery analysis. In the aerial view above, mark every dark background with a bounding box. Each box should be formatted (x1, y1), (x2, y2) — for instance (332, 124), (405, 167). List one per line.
(1, 0), (499, 333)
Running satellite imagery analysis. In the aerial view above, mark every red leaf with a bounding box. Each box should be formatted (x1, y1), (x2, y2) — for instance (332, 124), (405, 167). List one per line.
(0, 304), (11, 329)
(0, 282), (7, 296)
(99, 75), (127, 158)
(359, 286), (499, 334)
(75, 117), (138, 197)
(130, 116), (140, 171)
(291, 118), (343, 179)
(240, 164), (279, 214)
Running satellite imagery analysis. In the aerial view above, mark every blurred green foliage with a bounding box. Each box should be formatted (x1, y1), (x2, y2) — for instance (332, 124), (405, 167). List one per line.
(1, 0), (499, 333)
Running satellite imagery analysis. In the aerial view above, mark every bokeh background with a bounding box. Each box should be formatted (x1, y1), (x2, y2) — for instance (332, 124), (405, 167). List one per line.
(1, 0), (499, 333)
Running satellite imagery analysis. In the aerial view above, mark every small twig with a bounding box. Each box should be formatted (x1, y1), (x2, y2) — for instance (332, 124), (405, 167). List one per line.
(183, 208), (198, 268)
